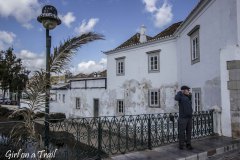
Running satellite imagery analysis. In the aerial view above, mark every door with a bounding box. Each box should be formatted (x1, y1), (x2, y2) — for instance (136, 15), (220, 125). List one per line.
(93, 99), (99, 117)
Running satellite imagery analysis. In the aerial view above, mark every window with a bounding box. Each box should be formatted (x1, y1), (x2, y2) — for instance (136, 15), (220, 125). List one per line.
(191, 36), (199, 61)
(149, 89), (160, 107)
(188, 25), (200, 64)
(147, 50), (160, 72)
(59, 94), (61, 101)
(76, 98), (80, 109)
(62, 94), (65, 103)
(115, 57), (125, 76)
(192, 88), (201, 112)
(117, 100), (124, 114)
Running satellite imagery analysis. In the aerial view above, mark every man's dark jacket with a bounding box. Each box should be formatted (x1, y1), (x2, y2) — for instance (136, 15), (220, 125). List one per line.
(175, 91), (193, 118)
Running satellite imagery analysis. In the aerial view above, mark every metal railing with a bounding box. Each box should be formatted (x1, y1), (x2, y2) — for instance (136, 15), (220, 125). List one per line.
(0, 111), (213, 160)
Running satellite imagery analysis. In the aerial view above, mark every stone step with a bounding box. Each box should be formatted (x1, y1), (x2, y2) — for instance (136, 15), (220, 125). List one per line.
(178, 140), (240, 160)
(105, 136), (240, 160)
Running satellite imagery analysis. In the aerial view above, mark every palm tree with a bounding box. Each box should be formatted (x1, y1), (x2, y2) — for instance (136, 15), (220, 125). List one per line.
(9, 32), (104, 149)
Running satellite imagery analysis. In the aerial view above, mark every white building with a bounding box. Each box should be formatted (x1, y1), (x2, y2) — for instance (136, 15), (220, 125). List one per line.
(50, 71), (108, 118)
(0, 82), (11, 100)
(50, 0), (240, 138)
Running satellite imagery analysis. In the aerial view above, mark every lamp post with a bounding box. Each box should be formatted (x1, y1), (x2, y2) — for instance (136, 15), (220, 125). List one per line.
(37, 5), (61, 149)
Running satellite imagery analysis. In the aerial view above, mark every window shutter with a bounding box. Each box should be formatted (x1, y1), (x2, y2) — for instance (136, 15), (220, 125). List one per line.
(196, 37), (200, 60)
(148, 90), (150, 107)
(158, 89), (161, 108)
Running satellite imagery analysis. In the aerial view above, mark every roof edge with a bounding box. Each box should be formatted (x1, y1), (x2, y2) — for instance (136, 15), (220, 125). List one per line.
(103, 35), (175, 55)
(174, 0), (213, 36)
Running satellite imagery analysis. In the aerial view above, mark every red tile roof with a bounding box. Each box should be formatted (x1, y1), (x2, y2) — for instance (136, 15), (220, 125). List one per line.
(111, 22), (182, 52)
(115, 33), (152, 50)
(73, 70), (107, 79)
(153, 21), (183, 39)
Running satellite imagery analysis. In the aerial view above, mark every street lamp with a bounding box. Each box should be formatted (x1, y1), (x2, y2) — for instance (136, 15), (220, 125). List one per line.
(37, 5), (61, 149)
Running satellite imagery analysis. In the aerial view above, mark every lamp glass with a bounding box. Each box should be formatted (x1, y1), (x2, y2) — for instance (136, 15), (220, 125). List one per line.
(42, 19), (58, 30)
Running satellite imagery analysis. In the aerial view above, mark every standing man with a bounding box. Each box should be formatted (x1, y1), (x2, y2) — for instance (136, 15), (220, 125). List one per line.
(175, 86), (193, 150)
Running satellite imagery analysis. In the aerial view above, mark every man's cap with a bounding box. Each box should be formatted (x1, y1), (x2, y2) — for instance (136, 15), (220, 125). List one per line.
(181, 85), (190, 90)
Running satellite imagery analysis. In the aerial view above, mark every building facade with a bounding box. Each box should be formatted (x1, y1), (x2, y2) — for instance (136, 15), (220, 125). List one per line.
(50, 0), (240, 138)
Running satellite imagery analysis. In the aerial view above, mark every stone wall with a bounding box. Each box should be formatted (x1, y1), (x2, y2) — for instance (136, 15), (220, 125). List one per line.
(227, 60), (240, 138)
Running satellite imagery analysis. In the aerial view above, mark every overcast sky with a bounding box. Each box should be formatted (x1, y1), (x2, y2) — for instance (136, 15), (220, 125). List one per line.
(0, 0), (198, 74)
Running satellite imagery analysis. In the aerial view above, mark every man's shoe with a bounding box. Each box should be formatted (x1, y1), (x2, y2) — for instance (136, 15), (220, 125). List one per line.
(179, 146), (184, 150)
(186, 144), (193, 150)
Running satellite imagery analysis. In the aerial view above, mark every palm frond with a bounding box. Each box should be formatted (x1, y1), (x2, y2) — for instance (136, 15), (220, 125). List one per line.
(50, 32), (104, 73)
(24, 70), (47, 110)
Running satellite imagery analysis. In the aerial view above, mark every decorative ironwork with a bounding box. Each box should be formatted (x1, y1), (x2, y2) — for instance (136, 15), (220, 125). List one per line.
(0, 111), (213, 159)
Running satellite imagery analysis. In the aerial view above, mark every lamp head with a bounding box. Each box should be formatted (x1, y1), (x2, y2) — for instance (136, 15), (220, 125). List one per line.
(37, 5), (61, 30)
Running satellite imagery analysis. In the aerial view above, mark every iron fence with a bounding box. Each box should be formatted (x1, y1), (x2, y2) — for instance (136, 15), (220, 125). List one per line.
(0, 111), (213, 160)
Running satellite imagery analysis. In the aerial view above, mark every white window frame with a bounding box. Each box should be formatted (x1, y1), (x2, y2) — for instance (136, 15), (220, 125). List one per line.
(188, 25), (200, 64)
(191, 34), (199, 61)
(76, 97), (80, 109)
(115, 57), (125, 76)
(149, 89), (160, 108)
(117, 99), (125, 115)
(147, 50), (160, 73)
(192, 88), (201, 112)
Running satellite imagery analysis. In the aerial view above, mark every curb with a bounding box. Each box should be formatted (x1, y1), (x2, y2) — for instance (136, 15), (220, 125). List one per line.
(177, 140), (240, 160)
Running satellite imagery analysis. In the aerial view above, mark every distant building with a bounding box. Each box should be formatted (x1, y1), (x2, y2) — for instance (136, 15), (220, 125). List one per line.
(50, 70), (107, 117)
(0, 82), (10, 99)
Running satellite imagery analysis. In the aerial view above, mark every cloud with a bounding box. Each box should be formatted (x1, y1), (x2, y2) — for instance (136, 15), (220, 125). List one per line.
(17, 50), (45, 72)
(71, 58), (107, 74)
(154, 1), (173, 28)
(22, 23), (33, 29)
(0, 0), (41, 29)
(59, 12), (76, 28)
(0, 30), (16, 49)
(143, 0), (157, 13)
(143, 0), (173, 28)
(75, 18), (99, 34)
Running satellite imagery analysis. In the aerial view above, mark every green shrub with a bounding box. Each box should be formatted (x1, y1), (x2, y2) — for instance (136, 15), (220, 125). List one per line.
(8, 113), (24, 121)
(49, 112), (66, 123)
(34, 112), (45, 118)
(0, 107), (13, 117)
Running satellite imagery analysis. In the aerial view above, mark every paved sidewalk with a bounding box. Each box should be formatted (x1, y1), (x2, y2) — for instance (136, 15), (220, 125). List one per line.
(105, 136), (240, 160)
(210, 149), (240, 160)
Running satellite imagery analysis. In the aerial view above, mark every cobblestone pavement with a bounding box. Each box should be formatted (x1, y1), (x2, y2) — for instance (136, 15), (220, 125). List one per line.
(106, 136), (240, 160)
(209, 149), (240, 160)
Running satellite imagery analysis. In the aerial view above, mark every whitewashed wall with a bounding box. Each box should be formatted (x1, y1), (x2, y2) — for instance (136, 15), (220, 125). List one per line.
(107, 40), (179, 115)
(70, 79), (106, 89)
(0, 89), (9, 99)
(176, 0), (238, 111)
(176, 0), (240, 137)
(50, 89), (69, 116)
(51, 0), (240, 126)
(50, 79), (108, 118)
(220, 45), (240, 137)
(51, 40), (179, 117)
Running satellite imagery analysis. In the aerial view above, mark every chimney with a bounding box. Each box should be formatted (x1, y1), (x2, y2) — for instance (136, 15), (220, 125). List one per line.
(139, 25), (147, 43)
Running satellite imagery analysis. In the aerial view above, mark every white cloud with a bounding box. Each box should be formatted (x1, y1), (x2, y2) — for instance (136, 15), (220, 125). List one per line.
(59, 12), (76, 28)
(71, 58), (107, 74)
(143, 0), (173, 28)
(0, 30), (16, 49)
(17, 50), (45, 72)
(143, 0), (157, 13)
(154, 1), (173, 28)
(75, 18), (99, 34)
(0, 0), (41, 29)
(22, 23), (33, 29)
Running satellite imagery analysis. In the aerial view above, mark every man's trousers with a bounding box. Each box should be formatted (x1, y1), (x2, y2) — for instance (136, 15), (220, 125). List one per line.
(178, 117), (192, 147)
